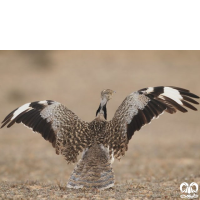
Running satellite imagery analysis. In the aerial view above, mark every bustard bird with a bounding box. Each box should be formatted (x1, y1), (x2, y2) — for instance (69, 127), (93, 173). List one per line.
(1, 86), (199, 190)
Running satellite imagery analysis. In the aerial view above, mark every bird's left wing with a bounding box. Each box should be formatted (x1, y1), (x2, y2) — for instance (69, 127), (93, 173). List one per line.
(105, 86), (199, 159)
(1, 100), (90, 163)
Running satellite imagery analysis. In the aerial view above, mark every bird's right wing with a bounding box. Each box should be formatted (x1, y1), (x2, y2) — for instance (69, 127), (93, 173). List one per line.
(1, 100), (90, 163)
(105, 86), (199, 159)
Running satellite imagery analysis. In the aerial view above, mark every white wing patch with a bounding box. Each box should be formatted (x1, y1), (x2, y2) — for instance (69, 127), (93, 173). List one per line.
(146, 87), (154, 93)
(11, 103), (32, 121)
(159, 87), (183, 105)
(38, 100), (48, 105)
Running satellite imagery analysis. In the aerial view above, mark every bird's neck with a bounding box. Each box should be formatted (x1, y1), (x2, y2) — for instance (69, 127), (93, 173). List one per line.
(96, 98), (107, 120)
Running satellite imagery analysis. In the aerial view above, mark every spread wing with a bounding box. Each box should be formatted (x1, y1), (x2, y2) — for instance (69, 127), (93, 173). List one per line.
(1, 100), (90, 163)
(105, 86), (199, 159)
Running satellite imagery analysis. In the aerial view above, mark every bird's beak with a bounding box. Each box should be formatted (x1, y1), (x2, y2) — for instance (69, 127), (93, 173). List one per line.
(112, 91), (116, 96)
(109, 91), (116, 100)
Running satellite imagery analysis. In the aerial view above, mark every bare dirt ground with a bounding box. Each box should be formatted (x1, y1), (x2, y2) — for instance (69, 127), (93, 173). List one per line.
(0, 51), (200, 199)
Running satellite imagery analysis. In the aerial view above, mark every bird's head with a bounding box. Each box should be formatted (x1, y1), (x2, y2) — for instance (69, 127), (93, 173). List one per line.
(96, 89), (116, 119)
(101, 89), (116, 101)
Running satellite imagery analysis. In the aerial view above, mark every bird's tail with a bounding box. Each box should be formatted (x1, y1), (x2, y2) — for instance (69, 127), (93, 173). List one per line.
(67, 144), (114, 190)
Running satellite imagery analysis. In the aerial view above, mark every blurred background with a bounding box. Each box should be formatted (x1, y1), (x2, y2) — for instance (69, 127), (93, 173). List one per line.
(0, 51), (199, 185)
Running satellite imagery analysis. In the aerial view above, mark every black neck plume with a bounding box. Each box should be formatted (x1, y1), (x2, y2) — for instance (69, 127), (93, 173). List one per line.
(96, 103), (107, 120)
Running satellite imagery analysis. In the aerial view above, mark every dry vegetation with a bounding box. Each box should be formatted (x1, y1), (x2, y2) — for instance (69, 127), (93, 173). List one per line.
(0, 51), (200, 199)
(1, 177), (199, 200)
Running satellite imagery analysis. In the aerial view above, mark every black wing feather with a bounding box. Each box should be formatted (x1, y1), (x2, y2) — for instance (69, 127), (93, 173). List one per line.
(1, 101), (56, 147)
(127, 86), (199, 140)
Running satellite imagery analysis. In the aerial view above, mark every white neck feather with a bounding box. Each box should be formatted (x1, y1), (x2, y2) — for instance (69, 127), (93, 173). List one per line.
(100, 97), (107, 107)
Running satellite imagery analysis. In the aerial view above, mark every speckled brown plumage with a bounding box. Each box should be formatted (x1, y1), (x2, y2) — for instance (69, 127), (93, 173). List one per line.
(1, 86), (199, 190)
(67, 143), (114, 189)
